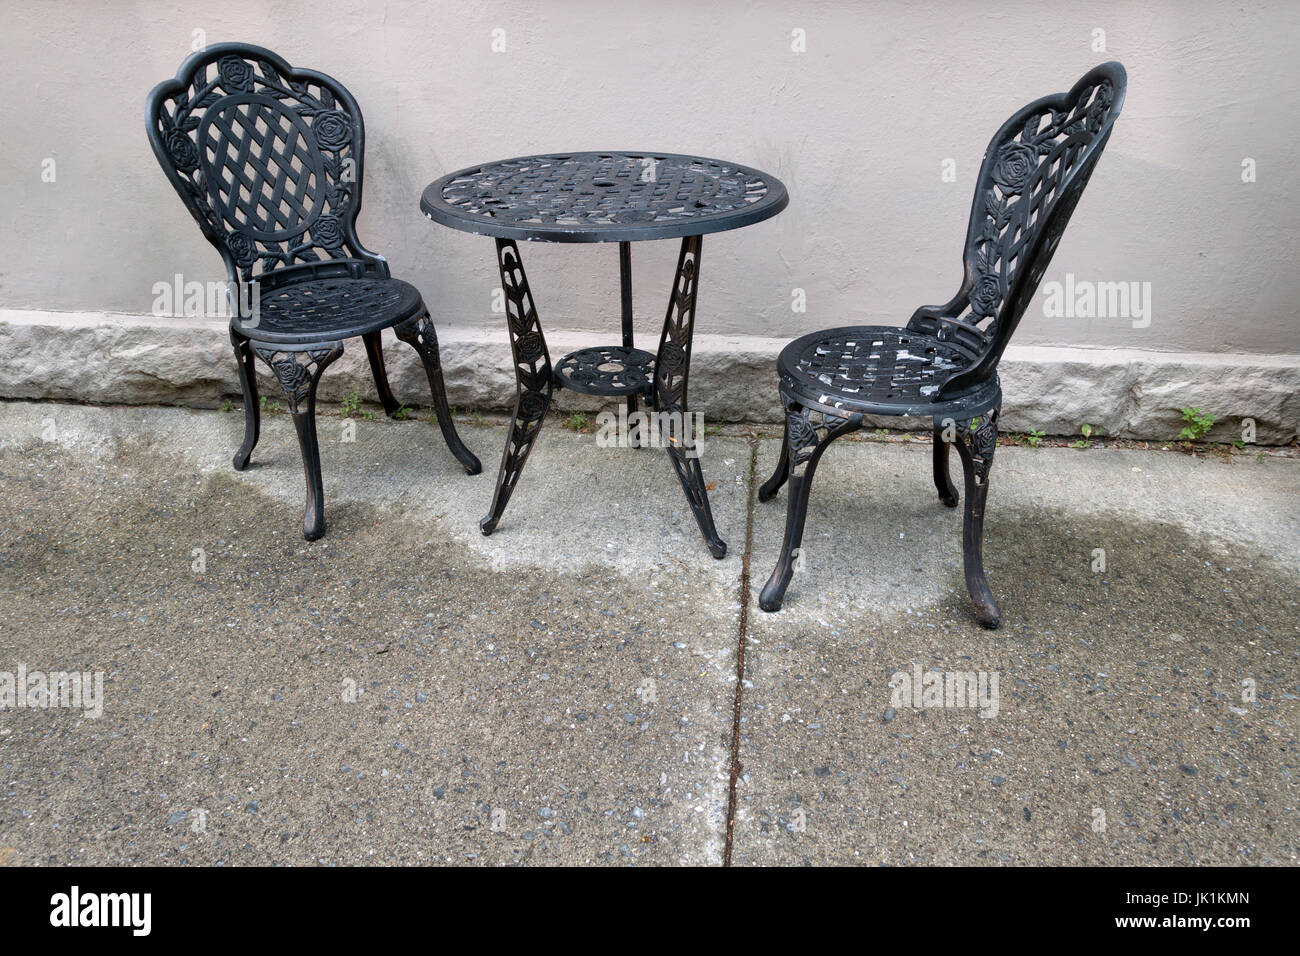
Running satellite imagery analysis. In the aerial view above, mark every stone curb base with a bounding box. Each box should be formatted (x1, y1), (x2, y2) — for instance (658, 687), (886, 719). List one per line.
(2, 310), (1297, 443)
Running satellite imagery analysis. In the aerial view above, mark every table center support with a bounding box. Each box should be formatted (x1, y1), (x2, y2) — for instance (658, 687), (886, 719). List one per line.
(478, 235), (726, 558)
(620, 241), (642, 447)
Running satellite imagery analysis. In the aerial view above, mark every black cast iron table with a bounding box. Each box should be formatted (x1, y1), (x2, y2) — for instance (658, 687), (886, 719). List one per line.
(421, 151), (788, 558)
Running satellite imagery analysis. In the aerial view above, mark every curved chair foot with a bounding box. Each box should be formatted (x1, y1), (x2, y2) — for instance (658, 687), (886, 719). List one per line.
(253, 342), (343, 541)
(932, 421), (959, 507)
(759, 401), (858, 612)
(758, 419), (790, 502)
(446, 429), (483, 475)
(394, 313), (482, 475)
(954, 409), (1001, 628)
(966, 576), (1002, 629)
(230, 328), (260, 471)
(363, 331), (402, 418)
(758, 575), (791, 613)
(759, 458), (819, 612)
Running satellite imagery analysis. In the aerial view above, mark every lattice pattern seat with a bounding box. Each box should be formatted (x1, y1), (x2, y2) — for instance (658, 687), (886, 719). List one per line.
(758, 63), (1127, 627)
(237, 275), (424, 343)
(779, 326), (978, 411)
(147, 43), (480, 540)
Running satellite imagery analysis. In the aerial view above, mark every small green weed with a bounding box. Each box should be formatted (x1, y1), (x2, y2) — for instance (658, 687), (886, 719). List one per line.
(1178, 407), (1215, 442)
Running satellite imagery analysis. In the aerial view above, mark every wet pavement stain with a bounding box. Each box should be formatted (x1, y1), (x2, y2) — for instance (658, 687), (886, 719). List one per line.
(734, 510), (1299, 864)
(0, 444), (738, 865)
(0, 432), (1296, 865)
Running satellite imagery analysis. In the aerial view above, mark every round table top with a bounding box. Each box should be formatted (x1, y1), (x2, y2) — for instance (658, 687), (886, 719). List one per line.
(420, 151), (788, 243)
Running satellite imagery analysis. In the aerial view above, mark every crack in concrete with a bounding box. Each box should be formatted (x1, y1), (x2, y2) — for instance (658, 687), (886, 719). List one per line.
(723, 436), (760, 866)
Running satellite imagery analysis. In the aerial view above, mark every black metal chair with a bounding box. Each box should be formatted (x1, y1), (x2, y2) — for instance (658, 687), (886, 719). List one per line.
(758, 63), (1127, 626)
(146, 43), (480, 540)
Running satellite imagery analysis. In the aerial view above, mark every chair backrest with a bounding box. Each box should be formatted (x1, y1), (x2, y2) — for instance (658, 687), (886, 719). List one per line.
(910, 62), (1126, 397)
(146, 43), (381, 289)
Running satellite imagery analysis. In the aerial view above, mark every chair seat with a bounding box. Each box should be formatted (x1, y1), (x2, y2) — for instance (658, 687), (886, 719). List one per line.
(235, 276), (425, 344)
(777, 325), (997, 417)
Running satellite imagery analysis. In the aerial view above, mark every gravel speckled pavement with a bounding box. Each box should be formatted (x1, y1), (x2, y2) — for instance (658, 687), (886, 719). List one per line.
(0, 401), (1295, 865)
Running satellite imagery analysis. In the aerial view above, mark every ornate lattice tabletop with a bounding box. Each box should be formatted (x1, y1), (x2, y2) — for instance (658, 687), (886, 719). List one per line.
(421, 151), (788, 556)
(421, 151), (787, 242)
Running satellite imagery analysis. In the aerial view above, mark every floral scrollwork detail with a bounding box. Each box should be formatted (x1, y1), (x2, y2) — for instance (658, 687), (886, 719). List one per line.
(252, 344), (342, 414)
(228, 232), (258, 266)
(310, 215), (344, 249)
(968, 270), (1003, 318)
(394, 312), (438, 358)
(956, 407), (1000, 488)
(217, 56), (254, 94)
(312, 110), (353, 150)
(165, 130), (199, 171)
(516, 332), (543, 363)
(659, 341), (685, 373)
(991, 142), (1037, 194)
(1086, 81), (1115, 132)
(784, 400), (856, 471)
(788, 412), (817, 451)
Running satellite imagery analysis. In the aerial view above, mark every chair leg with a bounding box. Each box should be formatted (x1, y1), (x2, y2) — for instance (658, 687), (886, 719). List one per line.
(952, 408), (1001, 628)
(230, 327), (260, 471)
(758, 417), (790, 502)
(394, 313), (482, 475)
(253, 342), (344, 541)
(362, 331), (401, 418)
(759, 401), (859, 611)
(932, 421), (959, 507)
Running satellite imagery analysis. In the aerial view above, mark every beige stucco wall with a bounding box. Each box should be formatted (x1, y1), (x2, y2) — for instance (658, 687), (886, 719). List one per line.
(1, 0), (1297, 357)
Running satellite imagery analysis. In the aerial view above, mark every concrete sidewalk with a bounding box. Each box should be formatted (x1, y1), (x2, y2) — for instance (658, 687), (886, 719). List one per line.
(0, 400), (1295, 865)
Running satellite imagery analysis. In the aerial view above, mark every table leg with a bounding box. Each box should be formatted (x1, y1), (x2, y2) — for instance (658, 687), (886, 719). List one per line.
(480, 239), (553, 536)
(653, 234), (726, 559)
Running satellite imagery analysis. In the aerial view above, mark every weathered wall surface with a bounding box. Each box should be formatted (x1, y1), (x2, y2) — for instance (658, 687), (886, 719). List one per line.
(1, 1), (1297, 438)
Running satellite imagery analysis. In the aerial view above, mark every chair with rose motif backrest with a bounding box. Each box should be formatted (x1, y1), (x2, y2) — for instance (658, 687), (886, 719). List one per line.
(146, 43), (480, 540)
(758, 62), (1126, 626)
